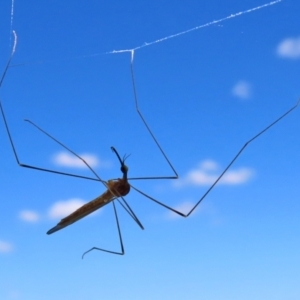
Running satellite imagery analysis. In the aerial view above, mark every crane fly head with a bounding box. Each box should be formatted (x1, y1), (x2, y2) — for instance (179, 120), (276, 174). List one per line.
(111, 146), (130, 179)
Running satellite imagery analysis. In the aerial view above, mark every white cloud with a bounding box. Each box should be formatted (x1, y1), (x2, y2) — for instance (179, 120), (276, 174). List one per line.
(19, 210), (40, 222)
(277, 36), (300, 59)
(52, 151), (100, 168)
(48, 198), (86, 219)
(0, 240), (13, 253)
(174, 160), (254, 187)
(232, 80), (252, 99)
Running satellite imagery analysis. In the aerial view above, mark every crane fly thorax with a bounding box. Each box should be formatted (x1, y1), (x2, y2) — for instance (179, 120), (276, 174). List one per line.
(107, 178), (130, 197)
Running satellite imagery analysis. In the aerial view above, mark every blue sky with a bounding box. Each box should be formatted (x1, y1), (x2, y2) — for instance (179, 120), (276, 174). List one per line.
(0, 0), (300, 299)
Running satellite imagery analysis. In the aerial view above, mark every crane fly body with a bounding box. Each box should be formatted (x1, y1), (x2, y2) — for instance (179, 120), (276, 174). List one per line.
(47, 147), (130, 234)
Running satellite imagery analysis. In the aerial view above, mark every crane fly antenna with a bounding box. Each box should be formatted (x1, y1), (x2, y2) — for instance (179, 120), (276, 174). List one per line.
(130, 98), (299, 217)
(123, 153), (131, 162)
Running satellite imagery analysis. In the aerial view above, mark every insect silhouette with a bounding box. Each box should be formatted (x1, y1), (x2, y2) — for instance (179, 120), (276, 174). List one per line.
(1, 32), (299, 257)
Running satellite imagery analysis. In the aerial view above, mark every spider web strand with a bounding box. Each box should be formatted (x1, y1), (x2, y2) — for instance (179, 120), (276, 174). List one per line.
(109, 0), (282, 54)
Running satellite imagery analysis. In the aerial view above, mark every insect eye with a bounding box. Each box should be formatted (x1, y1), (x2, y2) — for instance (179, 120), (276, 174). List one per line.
(121, 165), (128, 173)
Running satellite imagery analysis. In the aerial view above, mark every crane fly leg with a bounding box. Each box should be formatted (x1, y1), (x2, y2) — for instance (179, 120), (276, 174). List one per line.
(131, 99), (299, 218)
(82, 201), (125, 258)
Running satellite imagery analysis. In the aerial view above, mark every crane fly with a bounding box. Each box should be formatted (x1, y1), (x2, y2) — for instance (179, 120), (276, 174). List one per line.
(47, 147), (131, 235)
(1, 31), (299, 258)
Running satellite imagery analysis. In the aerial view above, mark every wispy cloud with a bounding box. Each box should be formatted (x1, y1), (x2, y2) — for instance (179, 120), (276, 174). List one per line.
(19, 210), (40, 222)
(232, 80), (252, 100)
(277, 36), (300, 59)
(174, 159), (254, 187)
(0, 240), (13, 253)
(48, 198), (86, 219)
(52, 151), (102, 168)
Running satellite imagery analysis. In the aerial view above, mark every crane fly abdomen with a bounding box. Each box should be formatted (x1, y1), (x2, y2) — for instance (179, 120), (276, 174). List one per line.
(47, 178), (130, 235)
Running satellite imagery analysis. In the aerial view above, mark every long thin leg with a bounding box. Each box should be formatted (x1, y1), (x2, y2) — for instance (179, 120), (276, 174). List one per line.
(25, 120), (106, 183)
(82, 200), (125, 258)
(127, 50), (178, 181)
(0, 102), (109, 182)
(0, 32), (106, 182)
(131, 99), (300, 217)
(117, 197), (144, 229)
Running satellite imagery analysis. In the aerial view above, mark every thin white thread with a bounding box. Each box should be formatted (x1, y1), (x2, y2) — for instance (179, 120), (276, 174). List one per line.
(108, 0), (282, 55)
(12, 30), (17, 53)
(9, 0), (15, 46)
